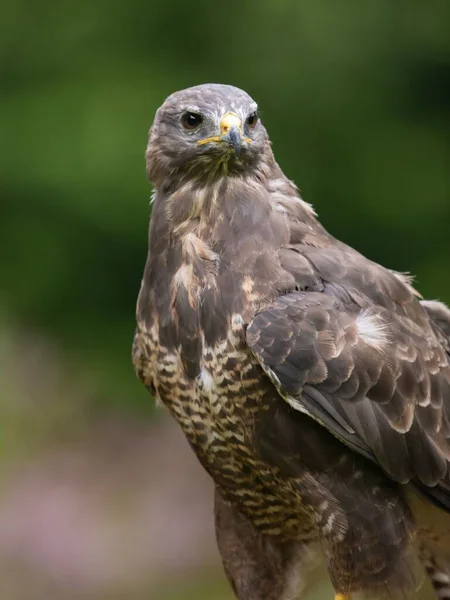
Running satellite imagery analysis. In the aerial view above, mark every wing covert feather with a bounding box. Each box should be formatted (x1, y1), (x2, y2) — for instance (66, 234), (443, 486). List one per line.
(246, 291), (450, 494)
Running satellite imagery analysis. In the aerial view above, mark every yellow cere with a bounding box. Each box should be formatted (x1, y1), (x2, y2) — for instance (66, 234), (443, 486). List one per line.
(220, 112), (242, 135)
(197, 112), (252, 146)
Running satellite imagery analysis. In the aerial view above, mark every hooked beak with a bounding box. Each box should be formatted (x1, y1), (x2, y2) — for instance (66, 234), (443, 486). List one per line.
(197, 112), (251, 156)
(223, 124), (242, 156)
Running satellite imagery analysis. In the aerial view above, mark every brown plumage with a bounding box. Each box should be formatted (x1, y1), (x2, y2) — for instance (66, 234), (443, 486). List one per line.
(133, 83), (450, 599)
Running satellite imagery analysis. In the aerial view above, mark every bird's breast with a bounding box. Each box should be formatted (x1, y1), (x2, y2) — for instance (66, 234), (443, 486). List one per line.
(134, 308), (265, 466)
(133, 308), (320, 541)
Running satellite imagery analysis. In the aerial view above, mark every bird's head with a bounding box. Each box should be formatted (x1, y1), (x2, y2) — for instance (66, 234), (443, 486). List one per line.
(146, 84), (272, 187)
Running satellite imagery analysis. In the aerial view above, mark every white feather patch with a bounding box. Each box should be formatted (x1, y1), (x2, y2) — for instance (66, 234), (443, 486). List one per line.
(355, 310), (390, 350)
(231, 313), (244, 327)
(173, 263), (193, 288)
(200, 368), (215, 392)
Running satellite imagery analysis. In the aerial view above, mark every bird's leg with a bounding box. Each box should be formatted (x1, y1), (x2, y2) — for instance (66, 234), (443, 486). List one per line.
(214, 487), (305, 600)
(334, 595), (351, 600)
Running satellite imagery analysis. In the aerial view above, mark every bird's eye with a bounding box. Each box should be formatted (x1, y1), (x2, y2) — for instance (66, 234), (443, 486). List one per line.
(246, 111), (258, 129)
(181, 112), (203, 129)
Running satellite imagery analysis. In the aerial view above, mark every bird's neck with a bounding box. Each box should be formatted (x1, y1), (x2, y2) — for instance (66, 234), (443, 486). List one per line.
(139, 171), (325, 379)
(159, 174), (287, 267)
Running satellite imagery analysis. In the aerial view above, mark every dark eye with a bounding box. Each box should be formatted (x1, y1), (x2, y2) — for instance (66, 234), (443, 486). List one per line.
(181, 112), (203, 129)
(246, 111), (258, 128)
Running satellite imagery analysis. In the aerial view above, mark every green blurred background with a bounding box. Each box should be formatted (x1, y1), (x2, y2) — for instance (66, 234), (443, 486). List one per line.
(1, 0), (449, 598)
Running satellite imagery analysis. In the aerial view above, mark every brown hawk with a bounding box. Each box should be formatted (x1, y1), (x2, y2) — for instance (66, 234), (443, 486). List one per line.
(133, 84), (450, 600)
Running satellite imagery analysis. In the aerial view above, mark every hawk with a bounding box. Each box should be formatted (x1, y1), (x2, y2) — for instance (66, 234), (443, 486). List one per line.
(133, 84), (450, 600)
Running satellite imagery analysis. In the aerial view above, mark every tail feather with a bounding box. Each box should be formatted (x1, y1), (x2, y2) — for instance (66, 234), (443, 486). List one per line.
(424, 560), (450, 600)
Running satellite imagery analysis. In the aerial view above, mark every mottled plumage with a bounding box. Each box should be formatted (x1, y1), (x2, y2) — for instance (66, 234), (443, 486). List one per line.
(133, 84), (450, 599)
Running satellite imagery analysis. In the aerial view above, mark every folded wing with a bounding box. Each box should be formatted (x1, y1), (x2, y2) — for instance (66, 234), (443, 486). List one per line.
(246, 291), (450, 505)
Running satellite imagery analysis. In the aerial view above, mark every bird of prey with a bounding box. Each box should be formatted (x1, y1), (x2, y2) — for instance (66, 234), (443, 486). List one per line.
(133, 83), (450, 600)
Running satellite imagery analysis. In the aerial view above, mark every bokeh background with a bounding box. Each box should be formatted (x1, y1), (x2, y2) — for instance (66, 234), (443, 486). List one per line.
(1, 0), (450, 598)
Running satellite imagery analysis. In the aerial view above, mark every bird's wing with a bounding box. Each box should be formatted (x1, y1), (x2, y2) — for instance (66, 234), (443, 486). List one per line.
(246, 286), (450, 502)
(421, 300), (450, 349)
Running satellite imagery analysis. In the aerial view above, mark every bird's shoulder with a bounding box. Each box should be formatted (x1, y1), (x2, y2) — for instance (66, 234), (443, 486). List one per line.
(267, 176), (424, 323)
